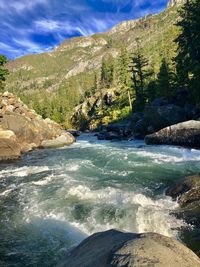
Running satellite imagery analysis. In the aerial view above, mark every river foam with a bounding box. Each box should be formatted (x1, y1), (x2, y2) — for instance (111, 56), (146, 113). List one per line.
(0, 134), (199, 267)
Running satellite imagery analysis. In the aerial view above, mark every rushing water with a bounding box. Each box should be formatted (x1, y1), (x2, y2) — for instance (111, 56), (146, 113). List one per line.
(1, 134), (200, 267)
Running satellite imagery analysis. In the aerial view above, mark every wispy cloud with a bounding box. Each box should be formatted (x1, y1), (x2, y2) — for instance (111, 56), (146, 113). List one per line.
(0, 0), (169, 59)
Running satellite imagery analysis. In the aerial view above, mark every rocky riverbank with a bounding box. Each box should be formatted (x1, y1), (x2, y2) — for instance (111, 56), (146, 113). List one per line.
(72, 87), (200, 142)
(57, 229), (200, 267)
(166, 174), (200, 257)
(0, 92), (75, 161)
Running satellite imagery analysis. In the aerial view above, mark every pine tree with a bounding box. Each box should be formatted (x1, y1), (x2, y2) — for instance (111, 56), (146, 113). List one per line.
(117, 47), (132, 109)
(91, 73), (98, 95)
(175, 0), (200, 103)
(130, 49), (152, 111)
(146, 80), (157, 103)
(0, 54), (9, 92)
(156, 58), (174, 100)
(100, 56), (114, 89)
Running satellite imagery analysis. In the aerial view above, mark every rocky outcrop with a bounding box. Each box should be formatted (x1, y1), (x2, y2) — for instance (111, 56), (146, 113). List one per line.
(166, 175), (200, 257)
(168, 0), (186, 8)
(145, 120), (200, 148)
(0, 130), (21, 161)
(166, 175), (200, 207)
(95, 103), (191, 141)
(71, 89), (119, 131)
(57, 229), (200, 267)
(0, 92), (75, 161)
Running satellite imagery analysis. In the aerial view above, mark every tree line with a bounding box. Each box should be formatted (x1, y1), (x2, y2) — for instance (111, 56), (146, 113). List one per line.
(0, 0), (200, 127)
(83, 0), (200, 115)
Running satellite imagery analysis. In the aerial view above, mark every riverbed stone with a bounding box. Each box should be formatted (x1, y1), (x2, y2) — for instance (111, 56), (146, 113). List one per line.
(57, 229), (200, 267)
(166, 174), (200, 257)
(145, 120), (200, 148)
(166, 174), (200, 206)
(40, 133), (75, 148)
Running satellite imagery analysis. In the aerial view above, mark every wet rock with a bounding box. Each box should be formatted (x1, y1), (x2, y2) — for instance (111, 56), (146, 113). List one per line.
(145, 120), (200, 148)
(66, 129), (82, 137)
(97, 131), (122, 141)
(57, 229), (200, 267)
(151, 97), (168, 107)
(40, 133), (75, 148)
(166, 174), (200, 256)
(166, 175), (200, 207)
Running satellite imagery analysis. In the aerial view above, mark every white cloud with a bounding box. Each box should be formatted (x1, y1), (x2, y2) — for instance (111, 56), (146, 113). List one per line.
(9, 0), (47, 12)
(34, 19), (61, 32)
(0, 0), (169, 59)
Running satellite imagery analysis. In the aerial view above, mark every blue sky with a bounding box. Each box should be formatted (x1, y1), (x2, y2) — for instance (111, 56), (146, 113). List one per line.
(0, 0), (169, 59)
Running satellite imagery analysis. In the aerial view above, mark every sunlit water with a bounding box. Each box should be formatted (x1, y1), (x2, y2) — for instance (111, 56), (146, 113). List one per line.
(1, 134), (200, 267)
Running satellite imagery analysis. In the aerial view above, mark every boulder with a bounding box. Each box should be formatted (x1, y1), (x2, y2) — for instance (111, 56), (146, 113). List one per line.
(166, 175), (200, 207)
(129, 104), (187, 138)
(71, 89), (119, 131)
(166, 175), (200, 257)
(97, 131), (122, 141)
(66, 129), (82, 137)
(146, 104), (187, 128)
(145, 120), (200, 148)
(40, 133), (75, 148)
(0, 130), (21, 160)
(57, 229), (200, 267)
(0, 92), (75, 161)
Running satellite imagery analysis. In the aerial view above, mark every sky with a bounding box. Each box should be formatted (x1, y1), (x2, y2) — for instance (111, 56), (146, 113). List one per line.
(0, 0), (169, 59)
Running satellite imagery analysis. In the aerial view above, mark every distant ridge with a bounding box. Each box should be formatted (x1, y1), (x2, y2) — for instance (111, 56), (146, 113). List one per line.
(168, 0), (186, 8)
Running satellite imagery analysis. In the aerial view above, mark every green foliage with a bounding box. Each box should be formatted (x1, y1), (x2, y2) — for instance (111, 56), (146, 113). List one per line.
(156, 58), (176, 100)
(130, 48), (153, 111)
(175, 0), (200, 103)
(0, 54), (9, 92)
(100, 56), (115, 89)
(43, 79), (53, 89)
(7, 2), (200, 129)
(116, 48), (132, 107)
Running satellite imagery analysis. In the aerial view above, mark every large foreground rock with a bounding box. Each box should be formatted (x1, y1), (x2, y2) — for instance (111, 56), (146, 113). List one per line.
(0, 92), (75, 161)
(57, 229), (200, 267)
(145, 120), (200, 148)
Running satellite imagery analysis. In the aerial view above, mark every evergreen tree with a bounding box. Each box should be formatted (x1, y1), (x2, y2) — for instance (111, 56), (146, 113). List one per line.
(100, 56), (114, 88)
(117, 48), (132, 109)
(146, 80), (157, 103)
(156, 58), (174, 100)
(130, 50), (152, 111)
(0, 54), (9, 92)
(175, 0), (200, 103)
(91, 73), (98, 95)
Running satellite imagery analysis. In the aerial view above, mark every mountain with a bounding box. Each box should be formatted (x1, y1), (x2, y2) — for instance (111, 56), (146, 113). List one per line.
(168, 0), (186, 7)
(5, 0), (184, 127)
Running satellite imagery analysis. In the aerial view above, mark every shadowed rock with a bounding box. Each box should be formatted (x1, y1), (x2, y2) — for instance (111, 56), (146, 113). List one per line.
(57, 229), (200, 267)
(145, 120), (200, 148)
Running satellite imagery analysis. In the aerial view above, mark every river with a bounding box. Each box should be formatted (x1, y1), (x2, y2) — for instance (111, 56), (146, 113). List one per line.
(1, 134), (200, 266)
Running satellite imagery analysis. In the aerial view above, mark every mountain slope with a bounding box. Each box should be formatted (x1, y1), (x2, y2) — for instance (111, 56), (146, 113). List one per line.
(5, 1), (184, 126)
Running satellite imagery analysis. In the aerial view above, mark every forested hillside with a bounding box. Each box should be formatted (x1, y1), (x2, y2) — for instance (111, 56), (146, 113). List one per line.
(3, 1), (184, 128)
